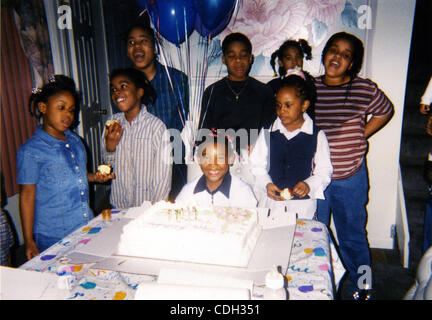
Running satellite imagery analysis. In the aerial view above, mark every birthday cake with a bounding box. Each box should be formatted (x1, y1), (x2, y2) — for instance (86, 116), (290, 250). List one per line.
(117, 201), (262, 267)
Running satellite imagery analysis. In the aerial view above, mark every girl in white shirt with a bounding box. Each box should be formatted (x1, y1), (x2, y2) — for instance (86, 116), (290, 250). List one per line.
(249, 70), (333, 219)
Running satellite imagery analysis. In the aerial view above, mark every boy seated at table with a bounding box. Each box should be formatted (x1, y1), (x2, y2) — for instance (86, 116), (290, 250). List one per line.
(176, 130), (257, 208)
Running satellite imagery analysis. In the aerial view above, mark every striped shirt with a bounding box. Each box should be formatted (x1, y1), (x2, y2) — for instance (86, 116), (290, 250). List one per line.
(102, 106), (172, 208)
(314, 76), (393, 180)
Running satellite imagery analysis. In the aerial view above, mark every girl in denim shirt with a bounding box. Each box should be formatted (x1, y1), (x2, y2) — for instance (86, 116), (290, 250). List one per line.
(17, 75), (114, 260)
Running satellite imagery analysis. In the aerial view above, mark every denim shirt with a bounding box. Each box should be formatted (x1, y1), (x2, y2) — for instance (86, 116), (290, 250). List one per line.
(17, 126), (93, 239)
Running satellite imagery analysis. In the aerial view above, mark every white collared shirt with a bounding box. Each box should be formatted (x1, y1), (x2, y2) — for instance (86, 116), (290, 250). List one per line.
(421, 76), (432, 105)
(176, 174), (257, 208)
(249, 113), (332, 217)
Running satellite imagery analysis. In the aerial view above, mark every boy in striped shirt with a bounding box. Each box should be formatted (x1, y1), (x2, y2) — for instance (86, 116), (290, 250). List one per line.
(103, 68), (172, 209)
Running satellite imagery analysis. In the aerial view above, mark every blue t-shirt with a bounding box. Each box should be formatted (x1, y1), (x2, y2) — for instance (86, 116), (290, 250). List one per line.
(17, 126), (93, 239)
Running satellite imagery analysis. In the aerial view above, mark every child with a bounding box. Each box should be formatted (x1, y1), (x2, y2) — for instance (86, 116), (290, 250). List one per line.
(199, 32), (275, 185)
(420, 76), (432, 254)
(314, 32), (394, 300)
(267, 39), (315, 119)
(0, 208), (14, 266)
(102, 68), (172, 208)
(176, 130), (257, 208)
(125, 23), (189, 201)
(424, 150), (432, 254)
(249, 71), (332, 220)
(419, 76), (432, 115)
(17, 75), (114, 260)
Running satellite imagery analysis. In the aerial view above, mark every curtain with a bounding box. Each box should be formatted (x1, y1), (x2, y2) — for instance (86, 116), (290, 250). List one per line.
(1, 6), (37, 197)
(1, 0), (54, 198)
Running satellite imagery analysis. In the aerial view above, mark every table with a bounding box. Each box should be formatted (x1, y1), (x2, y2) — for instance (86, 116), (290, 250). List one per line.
(19, 209), (345, 300)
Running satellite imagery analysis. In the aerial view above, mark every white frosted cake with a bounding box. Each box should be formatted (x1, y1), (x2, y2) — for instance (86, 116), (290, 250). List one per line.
(117, 201), (262, 267)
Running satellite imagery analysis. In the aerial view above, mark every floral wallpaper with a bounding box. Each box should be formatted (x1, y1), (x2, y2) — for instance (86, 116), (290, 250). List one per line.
(203, 0), (370, 82)
(12, 0), (54, 88)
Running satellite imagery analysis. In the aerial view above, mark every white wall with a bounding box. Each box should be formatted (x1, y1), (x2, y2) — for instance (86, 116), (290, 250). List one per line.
(364, 0), (416, 248)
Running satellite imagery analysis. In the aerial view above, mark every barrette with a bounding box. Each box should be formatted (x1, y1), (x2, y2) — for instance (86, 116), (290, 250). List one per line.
(32, 87), (42, 94)
(285, 67), (306, 81)
(209, 128), (236, 150)
(49, 75), (56, 83)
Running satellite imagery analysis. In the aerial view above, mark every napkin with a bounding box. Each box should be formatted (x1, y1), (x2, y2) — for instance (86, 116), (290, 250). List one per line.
(157, 267), (254, 292)
(135, 282), (250, 300)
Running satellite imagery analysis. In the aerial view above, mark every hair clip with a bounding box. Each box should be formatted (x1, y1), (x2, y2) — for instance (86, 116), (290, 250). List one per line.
(49, 75), (56, 83)
(285, 67), (306, 81)
(209, 128), (218, 138)
(209, 128), (236, 152)
(32, 87), (42, 94)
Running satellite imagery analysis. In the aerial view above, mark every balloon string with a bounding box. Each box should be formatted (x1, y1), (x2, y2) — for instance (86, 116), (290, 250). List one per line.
(148, 0), (187, 129)
(195, 34), (210, 133)
(144, 0), (241, 143)
(138, 9), (147, 17)
(156, 34), (186, 128)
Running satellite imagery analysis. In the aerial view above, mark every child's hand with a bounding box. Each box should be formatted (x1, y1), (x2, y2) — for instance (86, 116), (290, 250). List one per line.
(293, 181), (310, 198)
(88, 171), (115, 183)
(25, 240), (40, 260)
(426, 113), (432, 136)
(266, 183), (285, 201)
(104, 122), (123, 152)
(420, 103), (430, 115)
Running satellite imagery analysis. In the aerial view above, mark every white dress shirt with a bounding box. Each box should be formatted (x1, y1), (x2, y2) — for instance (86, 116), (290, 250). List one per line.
(421, 77), (432, 106)
(175, 172), (258, 208)
(249, 113), (333, 219)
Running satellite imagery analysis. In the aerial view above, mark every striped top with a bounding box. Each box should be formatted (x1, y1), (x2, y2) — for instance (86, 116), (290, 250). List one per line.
(102, 106), (172, 208)
(314, 76), (393, 180)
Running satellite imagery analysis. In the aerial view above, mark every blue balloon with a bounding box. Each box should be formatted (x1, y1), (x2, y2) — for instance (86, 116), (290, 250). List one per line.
(194, 7), (231, 37)
(140, 0), (196, 44)
(193, 0), (236, 31)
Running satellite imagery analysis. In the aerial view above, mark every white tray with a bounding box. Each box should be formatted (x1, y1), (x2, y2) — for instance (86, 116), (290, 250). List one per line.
(68, 206), (296, 285)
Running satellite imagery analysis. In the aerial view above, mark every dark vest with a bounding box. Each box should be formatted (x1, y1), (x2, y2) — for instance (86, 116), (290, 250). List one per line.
(268, 125), (319, 200)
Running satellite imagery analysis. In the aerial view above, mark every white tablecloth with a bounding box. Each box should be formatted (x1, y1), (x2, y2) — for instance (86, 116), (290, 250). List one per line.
(19, 209), (345, 300)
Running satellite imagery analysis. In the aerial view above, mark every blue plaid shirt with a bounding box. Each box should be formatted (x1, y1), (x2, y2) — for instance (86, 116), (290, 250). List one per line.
(147, 61), (189, 131)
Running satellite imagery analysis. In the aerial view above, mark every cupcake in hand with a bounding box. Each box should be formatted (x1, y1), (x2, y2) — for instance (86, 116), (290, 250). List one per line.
(88, 164), (115, 183)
